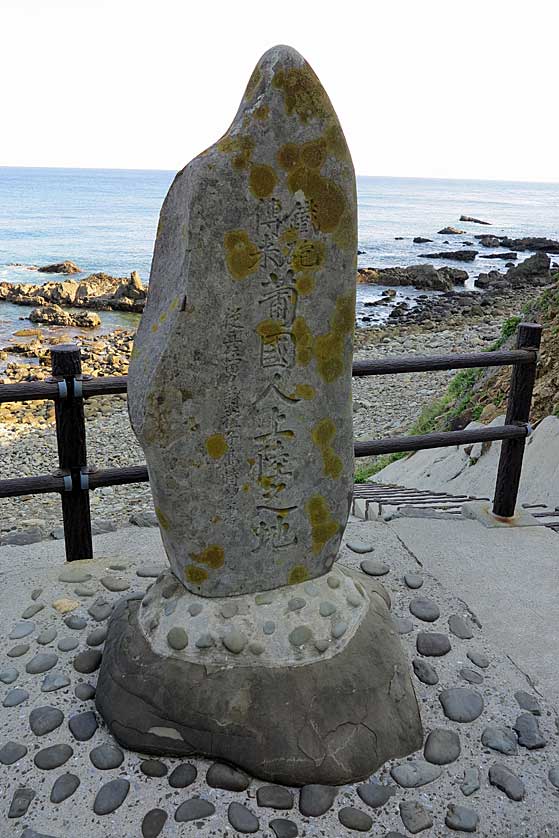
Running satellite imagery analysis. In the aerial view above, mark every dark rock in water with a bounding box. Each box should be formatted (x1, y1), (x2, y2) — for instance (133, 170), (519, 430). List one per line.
(438, 227), (465, 234)
(357, 263), (467, 291)
(439, 688), (484, 723)
(357, 782), (396, 808)
(475, 234), (559, 253)
(489, 763), (525, 801)
(413, 657), (439, 685)
(30, 706), (64, 736)
(413, 237), (433, 243)
(513, 713), (546, 749)
(270, 819), (298, 838)
(34, 744), (73, 770)
(460, 215), (491, 225)
(299, 784), (337, 816)
(38, 261), (81, 274)
(504, 252), (551, 286)
(419, 250), (478, 262)
(168, 763), (197, 788)
(445, 804), (479, 832)
(93, 778), (130, 815)
(175, 798), (215, 822)
(228, 802), (259, 833)
(8, 786), (35, 818)
(142, 809), (168, 838)
(207, 762), (250, 791)
(50, 773), (80, 803)
(480, 251), (518, 260)
(257, 785), (294, 809)
(30, 304), (100, 328)
(338, 807), (373, 832)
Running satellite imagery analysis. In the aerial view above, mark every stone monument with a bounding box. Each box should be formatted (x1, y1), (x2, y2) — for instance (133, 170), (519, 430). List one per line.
(96, 44), (422, 785)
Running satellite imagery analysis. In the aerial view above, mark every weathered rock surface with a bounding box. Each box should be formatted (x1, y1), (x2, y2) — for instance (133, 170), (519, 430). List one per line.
(0, 270), (146, 313)
(419, 250), (478, 262)
(29, 304), (101, 328)
(37, 261), (81, 274)
(475, 234), (559, 253)
(357, 264), (467, 291)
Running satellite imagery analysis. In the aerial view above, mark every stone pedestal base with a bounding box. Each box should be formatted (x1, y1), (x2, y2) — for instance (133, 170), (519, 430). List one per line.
(96, 567), (422, 786)
(462, 500), (540, 528)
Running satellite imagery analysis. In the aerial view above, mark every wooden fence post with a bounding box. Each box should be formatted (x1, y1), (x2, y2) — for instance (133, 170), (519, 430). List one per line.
(51, 345), (93, 561)
(492, 322), (543, 518)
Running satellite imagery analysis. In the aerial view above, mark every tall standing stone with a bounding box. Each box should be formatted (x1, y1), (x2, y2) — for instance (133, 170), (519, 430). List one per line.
(97, 45), (422, 786)
(128, 44), (357, 596)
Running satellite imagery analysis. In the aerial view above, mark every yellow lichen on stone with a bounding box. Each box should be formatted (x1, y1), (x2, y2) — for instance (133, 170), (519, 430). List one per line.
(325, 123), (351, 161)
(151, 323), (159, 333)
(306, 495), (340, 555)
(159, 312), (167, 323)
(277, 143), (301, 171)
(190, 544), (225, 569)
(256, 319), (284, 344)
(288, 565), (310, 585)
(224, 230), (261, 280)
(292, 316), (313, 366)
(244, 65), (262, 101)
(186, 565), (209, 584)
(301, 138), (327, 170)
(253, 104), (269, 120)
(292, 383), (316, 400)
(272, 63), (331, 123)
(242, 483), (251, 493)
(290, 238), (324, 273)
(205, 434), (228, 460)
(218, 134), (255, 170)
(295, 273), (315, 295)
(314, 291), (355, 383)
(155, 507), (170, 529)
(249, 164), (277, 198)
(311, 418), (343, 479)
(287, 167), (345, 234)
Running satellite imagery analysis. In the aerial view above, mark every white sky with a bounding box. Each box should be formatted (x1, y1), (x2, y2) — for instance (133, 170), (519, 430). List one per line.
(1, 0), (557, 181)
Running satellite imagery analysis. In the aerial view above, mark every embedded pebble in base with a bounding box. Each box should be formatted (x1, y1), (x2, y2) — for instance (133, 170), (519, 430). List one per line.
(0, 667), (19, 684)
(263, 621), (276, 635)
(136, 564), (165, 578)
(346, 590), (362, 608)
(207, 762), (250, 791)
(515, 690), (541, 715)
(461, 767), (480, 796)
(423, 728), (461, 765)
(0, 741), (28, 765)
(390, 760), (442, 788)
(409, 597), (440, 623)
(188, 603), (203, 616)
(256, 785), (294, 809)
(34, 744), (73, 770)
(448, 614), (474, 640)
(460, 668), (483, 685)
(255, 593), (274, 606)
(548, 766), (559, 789)
(445, 804), (479, 833)
(52, 598), (80, 615)
(8, 786), (35, 818)
(481, 725), (518, 755)
(26, 653), (58, 674)
(73, 649), (102, 674)
(338, 806), (373, 832)
(360, 559), (389, 576)
(69, 710), (98, 741)
(195, 633), (215, 649)
(439, 688), (484, 723)
(327, 576), (340, 589)
(416, 632), (451, 657)
(228, 801), (259, 833)
(141, 808), (168, 838)
(58, 567), (92, 584)
(41, 672), (71, 692)
(8, 644), (30, 658)
(304, 582), (319, 597)
(141, 759), (168, 777)
(412, 658), (439, 685)
(50, 773), (80, 803)
(222, 628), (247, 654)
(168, 763), (197, 788)
(3, 688), (29, 707)
(74, 683), (96, 701)
(315, 639), (330, 653)
(488, 763), (525, 801)
(87, 627), (108, 647)
(357, 782), (397, 809)
(64, 615), (87, 630)
(37, 627), (58, 645)
(58, 636), (79, 652)
(166, 627), (188, 651)
(399, 800), (433, 833)
(346, 540), (374, 554)
(9, 621), (35, 640)
(331, 620), (348, 639)
(270, 819), (298, 838)
(22, 603), (45, 619)
(514, 713), (546, 749)
(404, 574), (424, 590)
(467, 650), (489, 669)
(74, 585), (97, 598)
(299, 784), (338, 817)
(319, 601), (336, 617)
(93, 778), (130, 815)
(288, 598), (306, 612)
(29, 706), (64, 736)
(100, 576), (130, 593)
(249, 642), (265, 655)
(88, 601), (113, 622)
(288, 626), (312, 647)
(31, 588), (43, 600)
(221, 602), (238, 619)
(175, 798), (216, 822)
(90, 743), (124, 770)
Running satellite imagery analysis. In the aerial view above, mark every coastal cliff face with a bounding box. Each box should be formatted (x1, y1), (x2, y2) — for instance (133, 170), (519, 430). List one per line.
(0, 271), (146, 313)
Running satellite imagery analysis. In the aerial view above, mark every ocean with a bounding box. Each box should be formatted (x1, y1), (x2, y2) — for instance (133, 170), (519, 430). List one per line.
(0, 166), (557, 342)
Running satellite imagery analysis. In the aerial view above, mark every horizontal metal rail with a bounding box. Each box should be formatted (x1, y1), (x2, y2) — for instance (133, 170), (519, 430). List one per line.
(354, 423), (528, 458)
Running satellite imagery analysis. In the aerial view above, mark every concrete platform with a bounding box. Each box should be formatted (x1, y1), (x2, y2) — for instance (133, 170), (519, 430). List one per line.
(1, 523), (559, 836)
